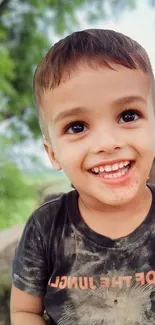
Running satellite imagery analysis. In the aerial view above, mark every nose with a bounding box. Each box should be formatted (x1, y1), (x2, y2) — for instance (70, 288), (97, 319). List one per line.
(91, 127), (122, 154)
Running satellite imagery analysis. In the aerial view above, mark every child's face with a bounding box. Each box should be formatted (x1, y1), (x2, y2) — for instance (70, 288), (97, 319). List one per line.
(42, 63), (155, 207)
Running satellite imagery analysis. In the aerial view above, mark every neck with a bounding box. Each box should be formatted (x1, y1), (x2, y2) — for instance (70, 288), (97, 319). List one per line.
(78, 185), (152, 239)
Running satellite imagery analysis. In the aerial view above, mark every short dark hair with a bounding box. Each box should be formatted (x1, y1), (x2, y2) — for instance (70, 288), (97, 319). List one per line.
(33, 29), (155, 138)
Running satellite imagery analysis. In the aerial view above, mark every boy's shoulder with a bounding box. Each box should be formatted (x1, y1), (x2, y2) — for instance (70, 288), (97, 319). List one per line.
(28, 189), (77, 236)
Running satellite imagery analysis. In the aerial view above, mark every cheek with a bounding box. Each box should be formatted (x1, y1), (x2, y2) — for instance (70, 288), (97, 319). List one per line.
(139, 129), (155, 154)
(129, 126), (155, 175)
(55, 140), (87, 173)
(125, 124), (155, 155)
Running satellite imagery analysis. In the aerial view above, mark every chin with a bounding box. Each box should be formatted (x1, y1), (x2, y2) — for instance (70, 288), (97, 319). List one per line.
(95, 182), (142, 207)
(101, 194), (136, 206)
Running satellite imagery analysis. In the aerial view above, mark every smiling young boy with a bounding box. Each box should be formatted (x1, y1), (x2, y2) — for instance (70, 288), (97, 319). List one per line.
(10, 29), (155, 325)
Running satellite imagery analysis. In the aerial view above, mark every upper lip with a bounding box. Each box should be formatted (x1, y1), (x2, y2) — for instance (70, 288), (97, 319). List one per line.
(88, 159), (133, 170)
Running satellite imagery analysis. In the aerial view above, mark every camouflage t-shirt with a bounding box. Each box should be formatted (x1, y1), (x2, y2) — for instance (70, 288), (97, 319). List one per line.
(12, 184), (155, 325)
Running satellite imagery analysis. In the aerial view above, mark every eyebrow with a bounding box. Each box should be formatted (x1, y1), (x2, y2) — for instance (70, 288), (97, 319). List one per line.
(112, 95), (147, 106)
(53, 95), (147, 124)
(53, 106), (88, 124)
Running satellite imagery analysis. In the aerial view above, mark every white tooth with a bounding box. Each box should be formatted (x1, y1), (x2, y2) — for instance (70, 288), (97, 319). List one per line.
(94, 167), (99, 173)
(119, 162), (124, 169)
(103, 165), (129, 179)
(105, 174), (112, 178)
(124, 161), (130, 166)
(112, 163), (119, 171)
(99, 166), (104, 172)
(112, 164), (116, 171)
(104, 165), (112, 172)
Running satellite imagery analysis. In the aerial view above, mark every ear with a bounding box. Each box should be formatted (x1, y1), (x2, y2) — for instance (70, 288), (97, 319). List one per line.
(43, 140), (62, 171)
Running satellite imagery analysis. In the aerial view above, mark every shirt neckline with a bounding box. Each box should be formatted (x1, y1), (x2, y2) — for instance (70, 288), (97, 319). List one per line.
(67, 184), (155, 250)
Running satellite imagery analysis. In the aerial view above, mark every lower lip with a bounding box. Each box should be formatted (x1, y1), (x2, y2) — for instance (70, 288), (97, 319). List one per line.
(90, 162), (135, 185)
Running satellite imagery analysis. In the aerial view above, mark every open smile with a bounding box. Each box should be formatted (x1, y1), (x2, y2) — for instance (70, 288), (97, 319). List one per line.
(89, 160), (135, 184)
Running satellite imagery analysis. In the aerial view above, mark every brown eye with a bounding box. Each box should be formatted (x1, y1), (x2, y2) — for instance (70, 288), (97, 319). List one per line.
(119, 110), (140, 123)
(65, 122), (87, 134)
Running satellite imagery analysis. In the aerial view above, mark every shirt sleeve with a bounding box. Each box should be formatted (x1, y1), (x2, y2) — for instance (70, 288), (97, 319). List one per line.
(12, 214), (49, 296)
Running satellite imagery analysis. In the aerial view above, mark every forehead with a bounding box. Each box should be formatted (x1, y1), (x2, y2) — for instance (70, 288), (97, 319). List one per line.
(41, 64), (150, 120)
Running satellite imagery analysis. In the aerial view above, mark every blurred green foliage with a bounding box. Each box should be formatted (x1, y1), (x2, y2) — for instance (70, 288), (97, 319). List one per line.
(0, 154), (71, 228)
(0, 155), (37, 228)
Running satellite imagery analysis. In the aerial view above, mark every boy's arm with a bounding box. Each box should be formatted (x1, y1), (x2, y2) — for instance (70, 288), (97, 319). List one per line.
(11, 213), (49, 324)
(10, 285), (46, 325)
